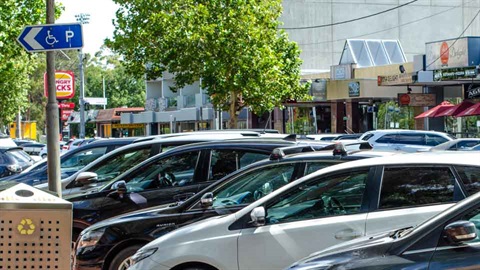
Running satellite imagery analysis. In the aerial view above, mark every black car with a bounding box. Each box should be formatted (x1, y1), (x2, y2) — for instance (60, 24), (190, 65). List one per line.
(0, 137), (145, 185)
(69, 139), (333, 243)
(287, 188), (480, 270)
(74, 145), (394, 270)
(0, 147), (34, 178)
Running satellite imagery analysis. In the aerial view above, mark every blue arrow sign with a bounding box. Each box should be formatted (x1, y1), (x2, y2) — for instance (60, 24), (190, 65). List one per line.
(17, 23), (83, 52)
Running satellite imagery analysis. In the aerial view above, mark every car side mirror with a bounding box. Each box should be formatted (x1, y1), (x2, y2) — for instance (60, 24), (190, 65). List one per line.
(250, 206), (266, 227)
(74, 172), (98, 186)
(444, 220), (477, 244)
(200, 192), (214, 208)
(108, 180), (128, 199)
(111, 180), (127, 192)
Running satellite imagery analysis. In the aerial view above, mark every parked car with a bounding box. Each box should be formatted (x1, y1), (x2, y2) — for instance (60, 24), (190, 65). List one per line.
(74, 144), (395, 270)
(333, 133), (363, 141)
(18, 142), (45, 156)
(0, 137), (143, 185)
(306, 134), (343, 141)
(28, 132), (295, 196)
(428, 138), (480, 151)
(67, 139), (333, 244)
(0, 147), (35, 178)
(359, 129), (455, 152)
(128, 151), (480, 270)
(287, 187), (480, 270)
(39, 141), (67, 158)
(0, 134), (16, 147)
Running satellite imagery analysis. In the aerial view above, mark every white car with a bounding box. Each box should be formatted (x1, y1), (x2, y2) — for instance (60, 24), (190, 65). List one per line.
(130, 152), (480, 270)
(359, 129), (455, 152)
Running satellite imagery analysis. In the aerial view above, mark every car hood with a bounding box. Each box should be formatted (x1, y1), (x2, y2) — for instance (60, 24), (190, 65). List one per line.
(86, 203), (176, 232)
(288, 230), (395, 269)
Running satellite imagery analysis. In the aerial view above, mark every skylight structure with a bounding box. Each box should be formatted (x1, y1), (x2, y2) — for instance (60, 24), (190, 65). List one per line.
(339, 39), (407, 67)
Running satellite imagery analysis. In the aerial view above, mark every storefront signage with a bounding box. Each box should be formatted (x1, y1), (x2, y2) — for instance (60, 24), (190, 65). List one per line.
(377, 73), (414, 86)
(44, 70), (75, 99)
(61, 109), (73, 121)
(397, 93), (436, 107)
(433, 66), (477, 81)
(112, 123), (144, 129)
(310, 79), (327, 101)
(426, 38), (468, 70)
(464, 84), (480, 99)
(348, 82), (360, 97)
(330, 64), (353, 80)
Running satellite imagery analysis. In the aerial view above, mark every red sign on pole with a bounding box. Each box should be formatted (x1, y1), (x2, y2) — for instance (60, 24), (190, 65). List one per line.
(44, 70), (75, 99)
(58, 102), (75, 109)
(61, 109), (74, 121)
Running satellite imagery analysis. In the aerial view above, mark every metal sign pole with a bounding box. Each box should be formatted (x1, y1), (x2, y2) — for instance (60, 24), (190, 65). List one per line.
(79, 50), (85, 139)
(46, 0), (61, 197)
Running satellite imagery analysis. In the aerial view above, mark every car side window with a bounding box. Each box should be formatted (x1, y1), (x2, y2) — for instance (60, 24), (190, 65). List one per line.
(61, 146), (108, 169)
(124, 151), (200, 192)
(265, 169), (369, 225)
(425, 134), (449, 146)
(455, 166), (480, 196)
(376, 134), (396, 144)
(206, 163), (297, 209)
(394, 133), (425, 146)
(88, 147), (152, 183)
(379, 167), (455, 210)
(453, 141), (480, 150)
(305, 161), (338, 175)
(209, 150), (269, 181)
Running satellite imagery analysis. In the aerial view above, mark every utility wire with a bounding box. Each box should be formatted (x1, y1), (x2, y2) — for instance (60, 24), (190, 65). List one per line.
(297, 1), (470, 46)
(280, 0), (418, 30)
(421, 8), (480, 72)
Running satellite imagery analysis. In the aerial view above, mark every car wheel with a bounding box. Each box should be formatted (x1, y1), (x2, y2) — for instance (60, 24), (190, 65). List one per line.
(41, 154), (47, 159)
(109, 245), (143, 270)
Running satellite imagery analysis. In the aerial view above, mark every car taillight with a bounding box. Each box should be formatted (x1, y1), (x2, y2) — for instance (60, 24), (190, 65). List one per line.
(6, 164), (21, 173)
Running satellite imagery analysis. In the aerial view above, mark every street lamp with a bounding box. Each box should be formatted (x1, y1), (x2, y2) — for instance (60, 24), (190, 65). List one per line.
(75, 13), (90, 139)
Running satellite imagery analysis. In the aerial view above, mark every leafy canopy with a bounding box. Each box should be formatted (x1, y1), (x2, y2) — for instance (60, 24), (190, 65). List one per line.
(108, 0), (310, 127)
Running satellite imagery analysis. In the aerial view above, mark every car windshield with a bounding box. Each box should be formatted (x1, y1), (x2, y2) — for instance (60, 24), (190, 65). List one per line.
(7, 149), (31, 163)
(88, 147), (152, 183)
(211, 163), (297, 209)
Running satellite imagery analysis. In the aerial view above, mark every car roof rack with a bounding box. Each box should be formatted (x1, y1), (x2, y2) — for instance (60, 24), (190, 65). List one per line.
(269, 145), (316, 160)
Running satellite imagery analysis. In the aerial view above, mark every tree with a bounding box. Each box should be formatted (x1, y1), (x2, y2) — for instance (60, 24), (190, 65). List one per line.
(0, 1), (49, 126)
(107, 0), (310, 128)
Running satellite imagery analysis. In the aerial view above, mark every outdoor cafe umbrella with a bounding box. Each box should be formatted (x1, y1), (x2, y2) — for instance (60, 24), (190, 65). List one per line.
(414, 101), (454, 119)
(434, 100), (475, 118)
(455, 102), (480, 117)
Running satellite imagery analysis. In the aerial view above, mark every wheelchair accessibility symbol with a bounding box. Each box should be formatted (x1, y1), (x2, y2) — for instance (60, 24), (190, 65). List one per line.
(45, 30), (58, 46)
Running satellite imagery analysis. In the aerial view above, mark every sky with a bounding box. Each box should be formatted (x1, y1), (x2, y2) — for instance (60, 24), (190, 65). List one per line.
(57, 0), (119, 55)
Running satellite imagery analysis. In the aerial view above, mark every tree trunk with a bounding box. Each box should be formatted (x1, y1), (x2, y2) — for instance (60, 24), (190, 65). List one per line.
(228, 91), (238, 129)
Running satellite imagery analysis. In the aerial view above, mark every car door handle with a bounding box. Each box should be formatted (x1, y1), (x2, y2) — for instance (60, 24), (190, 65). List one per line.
(334, 229), (363, 240)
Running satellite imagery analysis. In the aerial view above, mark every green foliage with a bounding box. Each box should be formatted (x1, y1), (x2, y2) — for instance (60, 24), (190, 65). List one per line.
(377, 101), (414, 130)
(108, 0), (309, 128)
(0, 0), (47, 124)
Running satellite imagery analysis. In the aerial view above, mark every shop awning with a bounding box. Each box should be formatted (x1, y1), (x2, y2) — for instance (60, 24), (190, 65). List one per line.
(414, 101), (454, 119)
(435, 100), (475, 117)
(455, 102), (480, 117)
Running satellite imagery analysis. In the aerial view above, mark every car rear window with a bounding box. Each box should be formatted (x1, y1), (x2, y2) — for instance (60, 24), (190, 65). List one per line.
(379, 166), (455, 209)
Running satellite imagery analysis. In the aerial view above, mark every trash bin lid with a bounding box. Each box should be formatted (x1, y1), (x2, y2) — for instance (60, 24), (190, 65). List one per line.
(0, 183), (72, 210)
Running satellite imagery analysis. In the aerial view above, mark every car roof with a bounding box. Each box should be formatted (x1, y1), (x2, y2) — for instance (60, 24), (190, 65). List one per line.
(310, 151), (480, 174)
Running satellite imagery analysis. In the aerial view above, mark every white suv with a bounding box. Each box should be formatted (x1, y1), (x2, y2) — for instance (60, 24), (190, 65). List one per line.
(130, 152), (480, 270)
(359, 129), (455, 152)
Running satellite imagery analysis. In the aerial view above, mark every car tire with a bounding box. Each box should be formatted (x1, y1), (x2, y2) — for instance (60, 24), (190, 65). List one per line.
(109, 244), (143, 270)
(41, 154), (47, 159)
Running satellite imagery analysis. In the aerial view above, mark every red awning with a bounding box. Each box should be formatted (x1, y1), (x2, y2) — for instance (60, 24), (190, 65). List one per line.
(455, 102), (480, 117)
(435, 100), (475, 117)
(414, 101), (454, 119)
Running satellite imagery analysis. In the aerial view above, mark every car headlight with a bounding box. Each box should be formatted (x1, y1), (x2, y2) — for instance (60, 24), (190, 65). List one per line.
(131, 247), (158, 265)
(77, 228), (106, 249)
